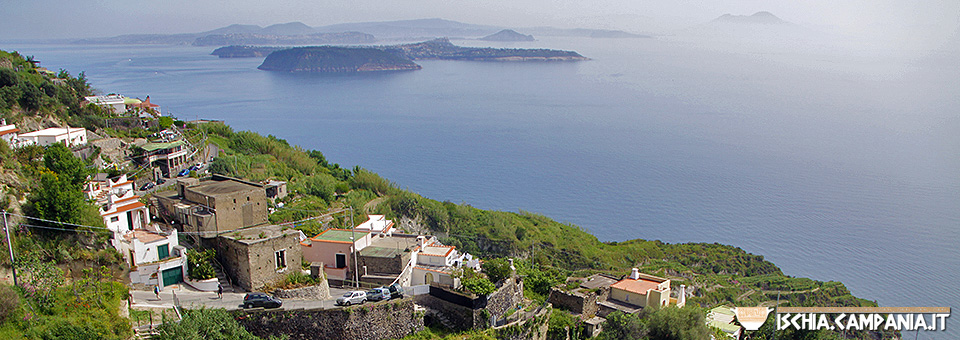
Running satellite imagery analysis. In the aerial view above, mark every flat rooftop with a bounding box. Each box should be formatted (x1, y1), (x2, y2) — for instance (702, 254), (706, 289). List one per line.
(580, 274), (619, 290)
(220, 225), (300, 245)
(191, 178), (262, 196)
(311, 229), (368, 243)
(142, 140), (185, 152)
(420, 245), (455, 257)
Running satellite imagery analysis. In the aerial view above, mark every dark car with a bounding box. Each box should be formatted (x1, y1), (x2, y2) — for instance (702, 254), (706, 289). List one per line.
(189, 165), (199, 171)
(139, 182), (155, 191)
(177, 168), (190, 177)
(242, 292), (282, 309)
(385, 283), (404, 300)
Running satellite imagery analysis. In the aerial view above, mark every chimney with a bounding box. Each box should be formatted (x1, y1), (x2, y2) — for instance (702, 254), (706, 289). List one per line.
(678, 284), (686, 307)
(509, 258), (516, 271)
(629, 268), (640, 280)
(417, 236), (425, 248)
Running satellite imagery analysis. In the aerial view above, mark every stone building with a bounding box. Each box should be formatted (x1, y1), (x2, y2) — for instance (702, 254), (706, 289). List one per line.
(153, 175), (269, 238)
(210, 225), (304, 291)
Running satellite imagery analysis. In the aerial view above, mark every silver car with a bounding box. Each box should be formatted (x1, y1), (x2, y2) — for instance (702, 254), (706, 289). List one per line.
(335, 290), (367, 306)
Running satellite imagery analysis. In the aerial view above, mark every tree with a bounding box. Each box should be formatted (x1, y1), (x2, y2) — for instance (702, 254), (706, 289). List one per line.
(187, 249), (216, 280)
(646, 306), (710, 340)
(31, 144), (91, 226)
(481, 258), (512, 284)
(596, 311), (647, 340)
(44, 143), (89, 187)
(461, 276), (495, 296)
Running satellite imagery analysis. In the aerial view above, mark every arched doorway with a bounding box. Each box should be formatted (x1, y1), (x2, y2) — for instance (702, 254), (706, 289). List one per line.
(425, 272), (434, 285)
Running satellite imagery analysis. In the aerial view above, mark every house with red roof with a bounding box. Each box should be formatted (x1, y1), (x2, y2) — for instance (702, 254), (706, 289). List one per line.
(599, 268), (685, 316)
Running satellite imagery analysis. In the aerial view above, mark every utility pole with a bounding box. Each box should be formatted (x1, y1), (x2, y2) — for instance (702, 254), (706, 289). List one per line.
(3, 211), (17, 287)
(350, 206), (358, 288)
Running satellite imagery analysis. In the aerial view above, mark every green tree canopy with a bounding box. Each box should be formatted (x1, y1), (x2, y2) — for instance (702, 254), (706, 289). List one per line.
(646, 306), (710, 340)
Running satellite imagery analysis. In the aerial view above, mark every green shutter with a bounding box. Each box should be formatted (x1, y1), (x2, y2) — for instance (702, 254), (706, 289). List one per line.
(158, 244), (169, 259)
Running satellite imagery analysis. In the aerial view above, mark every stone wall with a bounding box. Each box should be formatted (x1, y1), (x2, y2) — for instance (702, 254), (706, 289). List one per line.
(359, 252), (409, 275)
(487, 277), (524, 322)
(272, 282), (330, 300)
(235, 298), (423, 340)
(547, 286), (609, 318)
(415, 276), (525, 330)
(211, 230), (303, 291)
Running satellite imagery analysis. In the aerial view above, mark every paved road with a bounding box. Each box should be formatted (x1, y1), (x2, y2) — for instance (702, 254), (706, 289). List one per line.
(130, 284), (356, 311)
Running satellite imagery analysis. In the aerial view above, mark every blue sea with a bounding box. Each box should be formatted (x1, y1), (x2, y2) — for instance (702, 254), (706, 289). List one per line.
(4, 35), (958, 338)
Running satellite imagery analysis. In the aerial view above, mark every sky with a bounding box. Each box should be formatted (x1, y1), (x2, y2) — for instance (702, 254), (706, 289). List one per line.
(1, 0), (958, 47)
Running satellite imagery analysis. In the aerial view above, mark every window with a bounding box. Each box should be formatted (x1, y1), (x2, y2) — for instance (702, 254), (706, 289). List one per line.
(110, 216), (119, 222)
(275, 250), (286, 269)
(158, 244), (169, 259)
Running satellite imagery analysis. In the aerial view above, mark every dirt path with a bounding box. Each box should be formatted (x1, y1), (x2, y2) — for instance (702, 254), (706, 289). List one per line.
(363, 196), (387, 213)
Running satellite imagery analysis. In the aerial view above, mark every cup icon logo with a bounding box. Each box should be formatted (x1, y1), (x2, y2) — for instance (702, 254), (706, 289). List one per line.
(734, 307), (773, 331)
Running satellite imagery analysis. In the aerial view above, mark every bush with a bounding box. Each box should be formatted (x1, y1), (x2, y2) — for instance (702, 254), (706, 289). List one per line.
(187, 249), (216, 280)
(481, 258), (512, 284)
(645, 306), (709, 340)
(461, 276), (495, 296)
(596, 311), (647, 340)
(0, 284), (19, 323)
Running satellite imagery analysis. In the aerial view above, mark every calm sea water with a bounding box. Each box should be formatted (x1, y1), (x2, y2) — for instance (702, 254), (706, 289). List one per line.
(4, 36), (958, 338)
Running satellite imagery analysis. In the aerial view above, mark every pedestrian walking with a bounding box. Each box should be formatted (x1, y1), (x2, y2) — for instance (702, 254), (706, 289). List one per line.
(154, 285), (160, 300)
(217, 283), (223, 299)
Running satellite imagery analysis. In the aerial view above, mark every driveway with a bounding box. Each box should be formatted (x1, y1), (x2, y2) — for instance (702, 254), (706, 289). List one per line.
(130, 284), (357, 311)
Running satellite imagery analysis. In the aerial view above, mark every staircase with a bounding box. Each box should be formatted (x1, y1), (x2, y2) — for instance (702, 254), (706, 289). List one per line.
(421, 305), (458, 330)
(213, 264), (237, 293)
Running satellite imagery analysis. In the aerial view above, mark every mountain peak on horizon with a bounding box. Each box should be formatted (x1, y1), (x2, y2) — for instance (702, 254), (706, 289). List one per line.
(713, 11), (786, 25)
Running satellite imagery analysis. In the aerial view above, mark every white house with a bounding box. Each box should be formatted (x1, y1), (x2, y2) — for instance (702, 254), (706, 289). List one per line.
(99, 190), (150, 236)
(0, 120), (20, 145)
(85, 173), (135, 204)
(83, 94), (127, 113)
(354, 214), (394, 235)
(117, 228), (187, 288)
(410, 237), (474, 288)
(18, 127), (87, 147)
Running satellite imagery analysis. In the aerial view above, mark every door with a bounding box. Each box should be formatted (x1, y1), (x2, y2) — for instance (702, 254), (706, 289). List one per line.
(335, 253), (346, 268)
(126, 211), (134, 230)
(425, 272), (434, 285)
(161, 267), (182, 286)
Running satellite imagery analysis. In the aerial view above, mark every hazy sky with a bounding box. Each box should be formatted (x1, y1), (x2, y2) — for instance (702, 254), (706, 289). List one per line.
(1, 0), (958, 45)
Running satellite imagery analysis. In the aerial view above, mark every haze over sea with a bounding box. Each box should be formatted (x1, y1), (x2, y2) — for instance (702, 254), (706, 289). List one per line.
(5, 32), (958, 338)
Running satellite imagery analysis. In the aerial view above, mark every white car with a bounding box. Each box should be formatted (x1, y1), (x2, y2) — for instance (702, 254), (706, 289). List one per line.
(335, 291), (367, 306)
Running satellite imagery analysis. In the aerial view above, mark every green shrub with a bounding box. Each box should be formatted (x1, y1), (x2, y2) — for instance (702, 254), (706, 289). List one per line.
(187, 249), (216, 280)
(480, 258), (512, 284)
(461, 276), (495, 296)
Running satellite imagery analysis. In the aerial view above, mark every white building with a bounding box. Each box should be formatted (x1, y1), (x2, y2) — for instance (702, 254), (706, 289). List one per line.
(18, 127), (87, 147)
(85, 173), (135, 204)
(117, 228), (187, 288)
(410, 237), (475, 287)
(84, 94), (127, 113)
(99, 190), (150, 236)
(354, 214), (395, 235)
(0, 120), (20, 145)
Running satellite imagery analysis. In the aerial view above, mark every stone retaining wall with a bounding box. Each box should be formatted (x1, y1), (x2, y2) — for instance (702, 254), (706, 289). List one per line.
(235, 298), (423, 340)
(272, 282), (330, 300)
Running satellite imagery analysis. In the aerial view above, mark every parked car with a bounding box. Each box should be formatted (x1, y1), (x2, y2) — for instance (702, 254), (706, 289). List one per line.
(177, 168), (190, 177)
(188, 165), (199, 171)
(242, 293), (282, 309)
(385, 283), (404, 300)
(366, 287), (390, 301)
(139, 182), (155, 191)
(336, 291), (367, 306)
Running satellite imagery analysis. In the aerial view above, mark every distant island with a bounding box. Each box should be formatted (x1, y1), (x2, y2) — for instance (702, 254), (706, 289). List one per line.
(73, 18), (645, 45)
(711, 11), (787, 25)
(386, 38), (586, 61)
(193, 32), (375, 46)
(255, 39), (586, 73)
(257, 46), (422, 73)
(480, 29), (535, 42)
(211, 46), (284, 58)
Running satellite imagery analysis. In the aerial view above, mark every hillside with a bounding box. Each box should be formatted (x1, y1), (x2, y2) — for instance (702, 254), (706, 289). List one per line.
(211, 46), (284, 58)
(193, 31), (375, 46)
(712, 11), (787, 25)
(257, 46), (422, 73)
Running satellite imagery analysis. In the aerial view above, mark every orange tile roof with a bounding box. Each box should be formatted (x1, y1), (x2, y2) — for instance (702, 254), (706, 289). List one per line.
(0, 128), (19, 136)
(104, 201), (146, 216)
(611, 278), (662, 295)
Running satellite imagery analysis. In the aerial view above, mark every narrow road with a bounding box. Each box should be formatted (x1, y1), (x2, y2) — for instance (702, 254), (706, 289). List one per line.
(130, 285), (355, 311)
